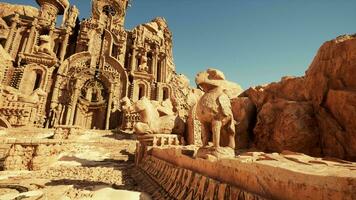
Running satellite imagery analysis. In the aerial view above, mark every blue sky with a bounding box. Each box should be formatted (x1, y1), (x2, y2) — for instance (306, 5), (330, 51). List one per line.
(5, 0), (356, 88)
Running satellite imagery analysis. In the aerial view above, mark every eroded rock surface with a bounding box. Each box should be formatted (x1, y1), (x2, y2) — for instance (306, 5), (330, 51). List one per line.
(0, 2), (38, 18)
(242, 35), (356, 161)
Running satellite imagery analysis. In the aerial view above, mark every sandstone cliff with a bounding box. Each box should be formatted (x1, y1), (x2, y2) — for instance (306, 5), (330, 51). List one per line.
(0, 2), (38, 18)
(240, 34), (356, 161)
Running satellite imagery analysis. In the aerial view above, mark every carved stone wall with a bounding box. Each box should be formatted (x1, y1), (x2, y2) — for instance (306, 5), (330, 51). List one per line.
(0, 0), (178, 130)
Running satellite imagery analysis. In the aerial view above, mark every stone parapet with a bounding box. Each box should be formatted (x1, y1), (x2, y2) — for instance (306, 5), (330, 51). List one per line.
(138, 147), (356, 200)
(135, 134), (180, 165)
(137, 155), (266, 200)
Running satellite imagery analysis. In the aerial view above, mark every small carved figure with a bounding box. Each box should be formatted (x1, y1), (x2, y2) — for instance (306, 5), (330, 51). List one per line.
(65, 5), (79, 28)
(138, 55), (148, 71)
(124, 97), (184, 135)
(34, 35), (55, 57)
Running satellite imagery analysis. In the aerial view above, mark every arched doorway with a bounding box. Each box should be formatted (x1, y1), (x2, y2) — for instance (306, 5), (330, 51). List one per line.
(74, 79), (108, 130)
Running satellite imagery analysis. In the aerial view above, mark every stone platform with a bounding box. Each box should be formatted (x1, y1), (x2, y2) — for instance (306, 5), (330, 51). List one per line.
(137, 146), (356, 200)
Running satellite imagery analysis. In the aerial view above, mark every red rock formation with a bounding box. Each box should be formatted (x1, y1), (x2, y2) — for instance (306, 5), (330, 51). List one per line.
(242, 34), (356, 161)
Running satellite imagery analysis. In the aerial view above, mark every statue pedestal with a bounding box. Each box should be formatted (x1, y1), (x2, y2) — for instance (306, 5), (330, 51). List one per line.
(135, 134), (180, 165)
(196, 146), (235, 161)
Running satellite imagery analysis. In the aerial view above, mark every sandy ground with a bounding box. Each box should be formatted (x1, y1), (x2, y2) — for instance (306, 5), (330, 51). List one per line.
(0, 130), (151, 200)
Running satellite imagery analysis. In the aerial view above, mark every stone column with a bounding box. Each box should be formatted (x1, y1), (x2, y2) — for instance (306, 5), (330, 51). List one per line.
(59, 28), (71, 62)
(48, 22), (55, 50)
(130, 48), (137, 72)
(152, 50), (158, 79)
(65, 106), (72, 125)
(24, 18), (38, 53)
(129, 83), (135, 99)
(48, 22), (55, 37)
(162, 56), (167, 83)
(49, 74), (63, 113)
(156, 83), (161, 101)
(105, 86), (113, 130)
(5, 13), (20, 52)
(69, 91), (79, 126)
(68, 82), (81, 126)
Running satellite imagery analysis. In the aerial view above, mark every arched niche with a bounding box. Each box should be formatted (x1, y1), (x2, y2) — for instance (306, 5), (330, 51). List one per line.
(19, 64), (47, 95)
(133, 80), (150, 101)
(162, 87), (170, 100)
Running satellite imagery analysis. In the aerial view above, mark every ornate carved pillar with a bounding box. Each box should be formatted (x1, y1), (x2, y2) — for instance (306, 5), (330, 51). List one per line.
(130, 47), (137, 72)
(65, 106), (72, 125)
(158, 53), (166, 83)
(5, 13), (20, 52)
(49, 74), (63, 112)
(162, 56), (167, 83)
(48, 22), (55, 49)
(105, 86), (113, 130)
(68, 82), (81, 126)
(152, 50), (158, 79)
(150, 83), (156, 100)
(129, 83), (135, 99)
(24, 18), (38, 53)
(59, 28), (71, 62)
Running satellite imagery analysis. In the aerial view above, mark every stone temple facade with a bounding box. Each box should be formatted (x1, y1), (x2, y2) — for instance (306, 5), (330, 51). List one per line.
(0, 0), (176, 130)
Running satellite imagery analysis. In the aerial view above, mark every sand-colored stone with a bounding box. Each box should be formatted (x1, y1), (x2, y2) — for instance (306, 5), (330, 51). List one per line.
(125, 97), (185, 135)
(0, 2), (38, 18)
(0, 0), (355, 199)
(242, 35), (356, 161)
(147, 146), (356, 200)
(194, 69), (242, 158)
(0, 0), (177, 131)
(231, 97), (256, 149)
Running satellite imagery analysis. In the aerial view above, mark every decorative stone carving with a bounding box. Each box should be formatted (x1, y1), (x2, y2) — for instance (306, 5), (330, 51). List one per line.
(194, 68), (243, 159)
(34, 35), (55, 57)
(64, 5), (79, 28)
(138, 54), (148, 72)
(0, 0), (182, 130)
(124, 97), (185, 135)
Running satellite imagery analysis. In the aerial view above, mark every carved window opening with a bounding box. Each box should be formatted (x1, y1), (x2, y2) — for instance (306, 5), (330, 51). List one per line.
(17, 31), (28, 54)
(37, 29), (50, 46)
(103, 5), (117, 17)
(136, 57), (142, 70)
(163, 87), (169, 100)
(147, 52), (153, 72)
(157, 60), (162, 82)
(81, 79), (107, 103)
(138, 84), (145, 99)
(124, 48), (132, 68)
(40, 29), (50, 35)
(54, 39), (62, 58)
(111, 44), (119, 58)
(33, 72), (42, 91)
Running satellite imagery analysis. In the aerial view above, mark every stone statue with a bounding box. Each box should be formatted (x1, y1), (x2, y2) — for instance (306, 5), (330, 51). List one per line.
(34, 35), (55, 57)
(138, 55), (148, 71)
(65, 5), (79, 28)
(195, 68), (242, 159)
(128, 97), (185, 135)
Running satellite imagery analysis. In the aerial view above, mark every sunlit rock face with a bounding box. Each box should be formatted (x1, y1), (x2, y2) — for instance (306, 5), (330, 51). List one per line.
(0, 2), (39, 18)
(242, 34), (356, 161)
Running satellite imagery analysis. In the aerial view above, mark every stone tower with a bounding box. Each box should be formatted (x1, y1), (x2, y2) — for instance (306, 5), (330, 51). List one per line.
(91, 0), (129, 27)
(36, 0), (70, 25)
